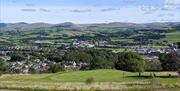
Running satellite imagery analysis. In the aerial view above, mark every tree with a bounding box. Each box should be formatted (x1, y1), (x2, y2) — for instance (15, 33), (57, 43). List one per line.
(46, 52), (63, 62)
(0, 60), (9, 73)
(65, 50), (92, 64)
(85, 77), (94, 84)
(115, 52), (145, 76)
(48, 64), (65, 73)
(145, 59), (162, 71)
(90, 56), (114, 70)
(159, 52), (180, 77)
(10, 54), (26, 61)
(177, 42), (180, 48)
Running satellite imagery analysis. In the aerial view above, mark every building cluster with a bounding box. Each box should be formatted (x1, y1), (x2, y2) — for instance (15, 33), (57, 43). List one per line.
(135, 48), (180, 54)
(0, 51), (88, 73)
(9, 59), (52, 73)
(0, 40), (179, 74)
(64, 61), (87, 70)
(73, 41), (95, 48)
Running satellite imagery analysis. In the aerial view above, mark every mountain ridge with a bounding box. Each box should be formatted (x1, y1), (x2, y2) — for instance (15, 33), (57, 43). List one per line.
(0, 22), (179, 31)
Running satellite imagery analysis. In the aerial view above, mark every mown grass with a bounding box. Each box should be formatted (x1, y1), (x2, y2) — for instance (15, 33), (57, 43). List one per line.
(0, 69), (179, 83)
(0, 69), (180, 91)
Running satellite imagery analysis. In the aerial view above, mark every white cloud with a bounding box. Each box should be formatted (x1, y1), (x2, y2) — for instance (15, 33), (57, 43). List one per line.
(141, 5), (158, 14)
(165, 0), (180, 5)
(162, 0), (180, 11)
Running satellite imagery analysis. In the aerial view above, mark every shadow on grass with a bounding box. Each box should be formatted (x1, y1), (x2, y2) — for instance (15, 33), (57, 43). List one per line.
(127, 75), (179, 78)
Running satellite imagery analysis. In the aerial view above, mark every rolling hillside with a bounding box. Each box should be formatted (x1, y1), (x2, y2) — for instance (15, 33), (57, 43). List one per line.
(0, 69), (180, 91)
(1, 22), (179, 31)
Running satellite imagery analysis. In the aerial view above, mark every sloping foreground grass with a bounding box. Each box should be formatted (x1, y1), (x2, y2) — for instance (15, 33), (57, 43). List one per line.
(0, 82), (179, 91)
(0, 69), (180, 91)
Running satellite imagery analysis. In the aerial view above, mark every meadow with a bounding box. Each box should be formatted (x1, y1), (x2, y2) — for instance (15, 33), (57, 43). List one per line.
(0, 69), (180, 91)
(156, 32), (180, 43)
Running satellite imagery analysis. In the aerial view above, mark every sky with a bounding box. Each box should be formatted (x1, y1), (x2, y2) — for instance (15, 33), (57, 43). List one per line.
(0, 0), (180, 24)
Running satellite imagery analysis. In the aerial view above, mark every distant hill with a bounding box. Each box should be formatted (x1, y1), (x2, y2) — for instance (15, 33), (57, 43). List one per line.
(51, 22), (85, 31)
(0, 22), (180, 31)
(0, 22), (52, 31)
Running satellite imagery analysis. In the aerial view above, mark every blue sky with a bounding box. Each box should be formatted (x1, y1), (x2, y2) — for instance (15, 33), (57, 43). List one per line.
(0, 0), (180, 23)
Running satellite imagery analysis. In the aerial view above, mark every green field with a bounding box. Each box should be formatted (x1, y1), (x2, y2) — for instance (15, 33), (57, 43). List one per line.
(157, 32), (180, 43)
(96, 47), (133, 52)
(0, 69), (180, 91)
(96, 46), (169, 53)
(141, 46), (168, 49)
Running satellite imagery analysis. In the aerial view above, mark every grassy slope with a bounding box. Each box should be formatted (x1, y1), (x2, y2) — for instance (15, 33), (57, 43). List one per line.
(0, 69), (180, 90)
(0, 69), (179, 83)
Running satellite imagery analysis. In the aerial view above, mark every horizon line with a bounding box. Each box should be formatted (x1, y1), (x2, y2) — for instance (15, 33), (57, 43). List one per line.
(1, 21), (180, 25)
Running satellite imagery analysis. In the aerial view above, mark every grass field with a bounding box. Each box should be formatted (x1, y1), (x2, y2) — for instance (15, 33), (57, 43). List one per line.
(0, 69), (180, 91)
(157, 32), (180, 43)
(141, 46), (168, 49)
(96, 47), (133, 52)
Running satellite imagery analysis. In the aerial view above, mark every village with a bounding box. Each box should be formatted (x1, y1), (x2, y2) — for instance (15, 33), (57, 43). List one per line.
(0, 39), (179, 74)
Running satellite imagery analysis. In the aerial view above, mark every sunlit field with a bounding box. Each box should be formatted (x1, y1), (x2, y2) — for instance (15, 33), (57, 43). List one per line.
(0, 69), (180, 91)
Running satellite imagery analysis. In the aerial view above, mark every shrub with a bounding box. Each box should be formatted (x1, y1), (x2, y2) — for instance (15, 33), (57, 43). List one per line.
(49, 64), (65, 73)
(149, 78), (159, 86)
(10, 54), (26, 61)
(0, 60), (9, 72)
(85, 77), (94, 84)
(177, 69), (180, 77)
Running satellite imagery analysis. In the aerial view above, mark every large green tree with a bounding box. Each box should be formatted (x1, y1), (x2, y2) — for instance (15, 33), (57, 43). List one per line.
(145, 59), (162, 71)
(115, 52), (145, 76)
(90, 56), (114, 69)
(159, 52), (180, 77)
(65, 50), (92, 64)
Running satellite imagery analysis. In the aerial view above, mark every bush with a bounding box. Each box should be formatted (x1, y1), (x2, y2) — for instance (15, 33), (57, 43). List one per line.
(10, 54), (26, 61)
(85, 77), (94, 84)
(177, 69), (180, 77)
(49, 64), (65, 73)
(0, 60), (9, 72)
